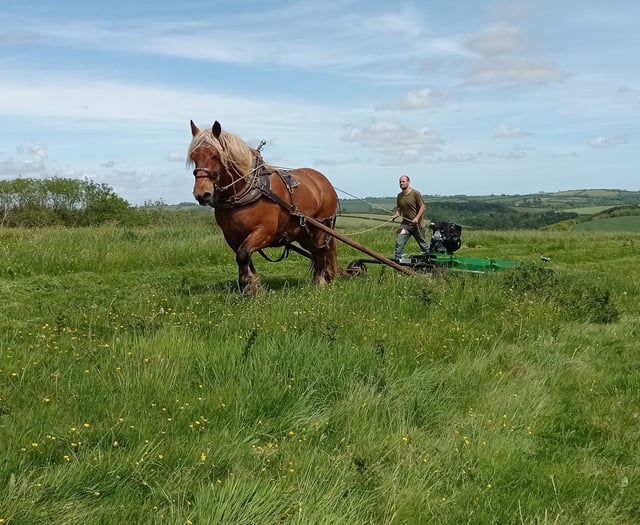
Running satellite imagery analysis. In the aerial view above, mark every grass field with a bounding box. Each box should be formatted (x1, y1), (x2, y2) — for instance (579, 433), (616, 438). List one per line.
(1, 221), (640, 524)
(572, 216), (640, 232)
(563, 206), (613, 215)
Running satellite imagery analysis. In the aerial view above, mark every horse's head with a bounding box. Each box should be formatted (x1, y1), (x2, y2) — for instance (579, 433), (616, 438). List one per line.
(189, 120), (224, 206)
(188, 120), (257, 207)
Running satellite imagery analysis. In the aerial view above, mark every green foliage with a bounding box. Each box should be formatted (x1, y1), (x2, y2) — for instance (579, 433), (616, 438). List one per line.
(0, 177), (145, 227)
(426, 201), (579, 230)
(502, 262), (558, 293)
(593, 204), (640, 218)
(541, 218), (578, 231)
(558, 280), (620, 324)
(339, 197), (579, 230)
(1, 224), (639, 523)
(503, 263), (620, 323)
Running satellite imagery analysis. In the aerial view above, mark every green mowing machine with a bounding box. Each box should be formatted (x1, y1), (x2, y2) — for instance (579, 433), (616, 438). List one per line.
(346, 221), (522, 276)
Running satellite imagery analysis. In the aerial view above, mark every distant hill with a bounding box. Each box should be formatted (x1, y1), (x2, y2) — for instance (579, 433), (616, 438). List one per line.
(337, 189), (640, 231)
(159, 190), (640, 232)
(573, 215), (640, 232)
(338, 189), (640, 213)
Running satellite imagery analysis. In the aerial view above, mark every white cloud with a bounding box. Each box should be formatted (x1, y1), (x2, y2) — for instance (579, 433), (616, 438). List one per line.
(465, 59), (569, 87)
(0, 75), (228, 123)
(500, 149), (526, 159)
(377, 88), (448, 111)
(343, 120), (444, 163)
(588, 136), (629, 149)
(23, 143), (47, 163)
(0, 143), (48, 176)
(436, 153), (478, 163)
(0, 158), (42, 177)
(466, 25), (525, 56)
(0, 67), (354, 134)
(552, 151), (580, 159)
(462, 20), (570, 88)
(617, 86), (635, 95)
(313, 156), (362, 167)
(5, 6), (439, 77)
(493, 123), (530, 139)
(165, 153), (185, 163)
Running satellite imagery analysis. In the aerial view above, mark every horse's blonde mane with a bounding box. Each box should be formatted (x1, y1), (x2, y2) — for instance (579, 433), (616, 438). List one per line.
(187, 128), (256, 175)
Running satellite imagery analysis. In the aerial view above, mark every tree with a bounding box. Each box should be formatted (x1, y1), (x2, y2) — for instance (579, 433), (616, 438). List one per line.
(0, 177), (138, 227)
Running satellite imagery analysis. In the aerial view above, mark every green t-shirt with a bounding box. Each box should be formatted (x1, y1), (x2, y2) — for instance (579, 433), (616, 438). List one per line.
(396, 189), (425, 225)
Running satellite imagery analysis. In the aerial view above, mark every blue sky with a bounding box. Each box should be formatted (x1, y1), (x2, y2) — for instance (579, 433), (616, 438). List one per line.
(1, 0), (638, 205)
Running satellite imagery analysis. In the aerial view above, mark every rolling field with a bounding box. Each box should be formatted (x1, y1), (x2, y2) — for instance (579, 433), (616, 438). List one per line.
(1, 222), (640, 524)
(563, 206), (613, 215)
(572, 216), (640, 232)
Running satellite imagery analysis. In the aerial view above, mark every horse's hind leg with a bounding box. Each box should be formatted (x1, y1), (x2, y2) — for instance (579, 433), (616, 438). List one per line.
(311, 251), (329, 286)
(309, 234), (339, 286)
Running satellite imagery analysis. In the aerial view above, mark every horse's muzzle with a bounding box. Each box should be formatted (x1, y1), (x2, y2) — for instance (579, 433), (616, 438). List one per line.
(194, 192), (213, 206)
(193, 167), (218, 206)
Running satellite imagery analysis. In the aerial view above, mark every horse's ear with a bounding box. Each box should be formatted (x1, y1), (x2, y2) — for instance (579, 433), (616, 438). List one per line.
(212, 121), (222, 138)
(190, 120), (200, 137)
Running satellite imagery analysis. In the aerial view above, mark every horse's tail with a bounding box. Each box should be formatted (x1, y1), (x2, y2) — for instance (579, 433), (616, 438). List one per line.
(326, 235), (346, 279)
(306, 216), (345, 283)
(326, 214), (351, 279)
(326, 220), (355, 280)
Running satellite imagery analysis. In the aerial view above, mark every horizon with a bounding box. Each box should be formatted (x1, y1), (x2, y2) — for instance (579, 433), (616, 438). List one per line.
(166, 186), (640, 207)
(1, 1), (639, 205)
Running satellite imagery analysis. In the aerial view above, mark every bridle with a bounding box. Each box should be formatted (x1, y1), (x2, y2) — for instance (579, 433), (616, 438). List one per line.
(191, 145), (267, 206)
(193, 153), (265, 195)
(193, 166), (233, 193)
(193, 167), (219, 181)
(193, 165), (251, 196)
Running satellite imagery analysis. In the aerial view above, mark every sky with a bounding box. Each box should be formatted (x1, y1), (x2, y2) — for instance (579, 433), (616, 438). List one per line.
(1, 0), (638, 205)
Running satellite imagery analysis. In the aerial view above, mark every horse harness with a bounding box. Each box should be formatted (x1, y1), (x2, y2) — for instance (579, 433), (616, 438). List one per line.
(193, 153), (336, 254)
(193, 154), (295, 209)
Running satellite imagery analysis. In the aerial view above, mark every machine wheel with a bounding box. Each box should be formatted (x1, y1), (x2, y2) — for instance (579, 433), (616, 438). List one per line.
(346, 259), (367, 277)
(412, 262), (432, 272)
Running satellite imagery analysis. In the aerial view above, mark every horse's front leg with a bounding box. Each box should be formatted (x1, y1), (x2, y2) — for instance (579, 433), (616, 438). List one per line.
(235, 246), (261, 295)
(236, 231), (273, 294)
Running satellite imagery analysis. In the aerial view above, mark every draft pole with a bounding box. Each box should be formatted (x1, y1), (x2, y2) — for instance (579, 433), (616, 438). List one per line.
(303, 216), (419, 277)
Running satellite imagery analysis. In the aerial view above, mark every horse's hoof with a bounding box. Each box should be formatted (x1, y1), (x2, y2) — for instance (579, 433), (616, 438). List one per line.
(239, 280), (264, 296)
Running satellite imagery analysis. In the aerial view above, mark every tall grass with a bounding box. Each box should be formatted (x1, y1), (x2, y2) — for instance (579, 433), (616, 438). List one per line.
(1, 222), (639, 523)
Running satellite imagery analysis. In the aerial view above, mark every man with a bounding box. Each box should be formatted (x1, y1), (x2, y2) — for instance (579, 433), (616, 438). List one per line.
(391, 175), (430, 261)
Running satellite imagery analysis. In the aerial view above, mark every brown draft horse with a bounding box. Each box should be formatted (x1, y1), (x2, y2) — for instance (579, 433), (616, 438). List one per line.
(188, 120), (341, 294)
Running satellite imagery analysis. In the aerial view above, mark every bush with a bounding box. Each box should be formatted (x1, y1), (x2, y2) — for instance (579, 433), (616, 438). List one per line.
(502, 264), (620, 324)
(502, 263), (558, 293)
(558, 282), (620, 324)
(0, 177), (139, 227)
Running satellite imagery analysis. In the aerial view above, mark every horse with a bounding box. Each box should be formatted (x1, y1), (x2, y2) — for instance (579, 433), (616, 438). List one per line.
(187, 120), (342, 294)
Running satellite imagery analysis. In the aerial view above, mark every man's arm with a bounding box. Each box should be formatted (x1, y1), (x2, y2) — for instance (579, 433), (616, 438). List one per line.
(412, 194), (425, 223)
(391, 197), (401, 221)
